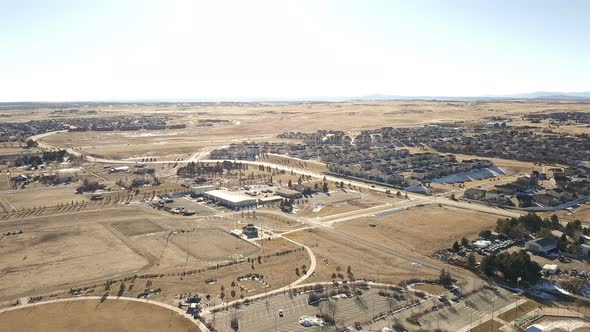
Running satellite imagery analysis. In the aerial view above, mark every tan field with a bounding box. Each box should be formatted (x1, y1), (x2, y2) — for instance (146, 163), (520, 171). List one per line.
(33, 101), (590, 159)
(335, 204), (501, 255)
(0, 186), (89, 210)
(0, 299), (200, 332)
(0, 206), (286, 303)
(284, 228), (440, 285)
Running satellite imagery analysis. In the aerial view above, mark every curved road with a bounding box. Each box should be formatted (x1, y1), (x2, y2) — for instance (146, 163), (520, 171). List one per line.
(0, 295), (209, 332)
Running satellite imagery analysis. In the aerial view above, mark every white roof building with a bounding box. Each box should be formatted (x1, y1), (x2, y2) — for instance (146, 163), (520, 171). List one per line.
(204, 190), (257, 208)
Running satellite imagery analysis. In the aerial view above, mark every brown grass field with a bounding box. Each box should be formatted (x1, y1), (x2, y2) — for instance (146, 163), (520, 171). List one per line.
(0, 205), (285, 303)
(284, 228), (440, 285)
(34, 101), (590, 159)
(0, 186), (89, 210)
(0, 299), (200, 332)
(334, 204), (501, 255)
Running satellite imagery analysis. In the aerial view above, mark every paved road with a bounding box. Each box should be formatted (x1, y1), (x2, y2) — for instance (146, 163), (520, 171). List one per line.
(30, 131), (523, 322)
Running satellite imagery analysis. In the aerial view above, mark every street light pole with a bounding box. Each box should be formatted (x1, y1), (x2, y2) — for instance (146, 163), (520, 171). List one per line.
(514, 276), (521, 326)
(491, 295), (496, 332)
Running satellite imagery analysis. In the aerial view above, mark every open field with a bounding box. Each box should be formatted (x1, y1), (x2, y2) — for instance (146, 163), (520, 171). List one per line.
(0, 298), (201, 332)
(111, 218), (165, 237)
(35, 101), (590, 160)
(170, 228), (259, 260)
(471, 319), (504, 332)
(0, 186), (89, 210)
(0, 174), (10, 191)
(226, 211), (307, 232)
(529, 316), (590, 332)
(0, 206), (277, 302)
(284, 228), (440, 285)
(0, 209), (151, 301)
(497, 299), (539, 322)
(542, 203), (590, 226)
(334, 204), (501, 255)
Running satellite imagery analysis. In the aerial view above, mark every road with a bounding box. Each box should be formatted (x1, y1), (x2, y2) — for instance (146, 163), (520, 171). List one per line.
(0, 295), (208, 332)
(29, 130), (523, 322)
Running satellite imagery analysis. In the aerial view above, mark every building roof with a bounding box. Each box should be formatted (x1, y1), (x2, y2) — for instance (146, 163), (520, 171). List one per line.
(206, 190), (257, 203)
(528, 237), (557, 248)
(275, 188), (302, 196)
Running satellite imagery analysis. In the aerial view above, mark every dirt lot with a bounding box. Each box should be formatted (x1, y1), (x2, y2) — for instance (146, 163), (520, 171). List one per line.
(472, 319), (505, 332)
(0, 200), (309, 305)
(0, 173), (11, 191)
(112, 219), (165, 237)
(170, 228), (259, 260)
(0, 298), (200, 332)
(529, 316), (590, 332)
(335, 204), (501, 255)
(0, 186), (89, 210)
(0, 209), (151, 301)
(284, 228), (439, 285)
(297, 189), (386, 217)
(225, 211), (307, 232)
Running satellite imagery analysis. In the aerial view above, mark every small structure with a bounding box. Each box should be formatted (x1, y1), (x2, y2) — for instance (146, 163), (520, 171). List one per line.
(485, 121), (507, 129)
(525, 325), (544, 332)
(405, 184), (432, 195)
(464, 188), (486, 200)
(191, 185), (216, 196)
(473, 240), (492, 249)
(258, 195), (283, 205)
(542, 264), (559, 275)
(525, 237), (557, 255)
(242, 224), (259, 239)
(110, 166), (129, 173)
(274, 188), (302, 199)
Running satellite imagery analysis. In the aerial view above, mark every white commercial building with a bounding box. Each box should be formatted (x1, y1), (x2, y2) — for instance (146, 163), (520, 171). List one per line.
(203, 190), (257, 209)
(191, 185), (216, 196)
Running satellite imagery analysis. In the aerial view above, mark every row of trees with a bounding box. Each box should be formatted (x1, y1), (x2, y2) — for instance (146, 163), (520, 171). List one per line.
(480, 250), (541, 285)
(14, 149), (69, 167)
(495, 213), (559, 238)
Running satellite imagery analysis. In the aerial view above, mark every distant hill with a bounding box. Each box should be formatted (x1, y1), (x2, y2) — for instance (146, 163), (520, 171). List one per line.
(359, 92), (590, 101)
(2, 92), (590, 104)
(498, 91), (590, 99)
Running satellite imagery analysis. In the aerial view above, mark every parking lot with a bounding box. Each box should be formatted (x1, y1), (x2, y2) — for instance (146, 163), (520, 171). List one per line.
(365, 287), (516, 331)
(210, 288), (396, 332)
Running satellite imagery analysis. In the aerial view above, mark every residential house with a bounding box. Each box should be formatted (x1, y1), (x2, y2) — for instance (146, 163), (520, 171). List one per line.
(464, 188), (486, 200)
(525, 238), (557, 255)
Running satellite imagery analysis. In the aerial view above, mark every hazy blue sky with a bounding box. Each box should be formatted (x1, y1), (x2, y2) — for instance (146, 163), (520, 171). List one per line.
(1, 0), (588, 101)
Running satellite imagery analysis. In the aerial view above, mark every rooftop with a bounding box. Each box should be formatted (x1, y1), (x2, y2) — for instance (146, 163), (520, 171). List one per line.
(206, 190), (257, 203)
(528, 237), (557, 248)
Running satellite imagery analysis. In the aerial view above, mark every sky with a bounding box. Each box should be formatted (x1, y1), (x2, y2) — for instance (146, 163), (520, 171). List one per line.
(0, 0), (589, 101)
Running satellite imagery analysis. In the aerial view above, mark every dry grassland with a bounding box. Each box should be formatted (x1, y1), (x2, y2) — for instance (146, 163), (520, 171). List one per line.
(36, 101), (590, 159)
(170, 228), (259, 260)
(285, 228), (439, 285)
(0, 210), (151, 301)
(0, 186), (89, 210)
(335, 205), (500, 255)
(541, 203), (590, 226)
(0, 299), (200, 332)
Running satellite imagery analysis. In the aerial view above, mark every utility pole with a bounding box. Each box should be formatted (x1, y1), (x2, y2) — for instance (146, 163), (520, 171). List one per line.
(491, 295), (496, 332)
(514, 276), (521, 326)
